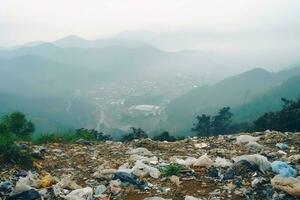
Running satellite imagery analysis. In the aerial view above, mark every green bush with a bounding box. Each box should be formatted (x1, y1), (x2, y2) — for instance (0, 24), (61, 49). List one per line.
(153, 131), (176, 142)
(160, 164), (185, 177)
(121, 127), (148, 142)
(0, 133), (32, 167)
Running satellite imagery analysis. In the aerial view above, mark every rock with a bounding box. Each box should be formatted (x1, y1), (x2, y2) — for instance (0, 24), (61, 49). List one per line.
(193, 154), (213, 168)
(236, 135), (260, 144)
(271, 175), (300, 196)
(6, 189), (41, 200)
(288, 154), (300, 164)
(64, 187), (93, 200)
(233, 154), (271, 173)
(271, 161), (297, 177)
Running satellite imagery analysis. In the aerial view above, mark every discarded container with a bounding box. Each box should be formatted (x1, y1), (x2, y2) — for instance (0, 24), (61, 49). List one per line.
(271, 175), (300, 196)
(64, 187), (93, 200)
(271, 161), (297, 177)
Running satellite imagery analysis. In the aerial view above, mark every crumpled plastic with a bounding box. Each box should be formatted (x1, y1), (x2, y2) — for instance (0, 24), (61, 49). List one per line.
(214, 157), (232, 168)
(64, 187), (93, 200)
(271, 161), (297, 177)
(127, 147), (153, 156)
(132, 160), (160, 178)
(236, 135), (260, 144)
(233, 154), (271, 173)
(271, 175), (300, 196)
(193, 154), (213, 168)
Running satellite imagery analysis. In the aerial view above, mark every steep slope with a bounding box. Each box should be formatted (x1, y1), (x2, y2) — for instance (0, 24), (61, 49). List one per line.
(233, 75), (300, 122)
(164, 66), (300, 131)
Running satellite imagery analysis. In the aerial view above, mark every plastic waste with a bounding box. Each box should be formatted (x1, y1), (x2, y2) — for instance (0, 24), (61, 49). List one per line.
(276, 143), (288, 150)
(214, 157), (232, 168)
(251, 177), (265, 187)
(271, 175), (300, 196)
(109, 180), (121, 194)
(184, 196), (202, 200)
(6, 189), (41, 200)
(236, 135), (260, 144)
(288, 154), (300, 164)
(194, 142), (208, 149)
(15, 172), (40, 193)
(39, 173), (55, 188)
(271, 161), (297, 177)
(132, 160), (160, 178)
(94, 185), (106, 197)
(233, 154), (271, 173)
(58, 175), (82, 190)
(245, 142), (263, 152)
(193, 154), (213, 168)
(64, 187), (93, 200)
(127, 147), (153, 156)
(0, 181), (13, 193)
(170, 175), (181, 187)
(113, 172), (147, 189)
(144, 197), (171, 200)
(130, 154), (158, 164)
(170, 156), (197, 166)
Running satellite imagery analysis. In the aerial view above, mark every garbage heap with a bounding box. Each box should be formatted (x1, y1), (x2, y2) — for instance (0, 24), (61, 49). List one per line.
(1, 130), (300, 200)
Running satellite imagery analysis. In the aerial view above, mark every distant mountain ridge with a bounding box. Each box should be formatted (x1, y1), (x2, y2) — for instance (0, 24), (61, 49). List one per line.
(163, 65), (300, 131)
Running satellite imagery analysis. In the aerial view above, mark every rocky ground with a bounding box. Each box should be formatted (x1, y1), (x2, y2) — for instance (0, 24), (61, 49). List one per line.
(1, 131), (300, 200)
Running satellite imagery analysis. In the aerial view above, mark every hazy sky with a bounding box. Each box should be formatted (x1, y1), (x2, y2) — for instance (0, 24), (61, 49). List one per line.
(1, 0), (299, 44)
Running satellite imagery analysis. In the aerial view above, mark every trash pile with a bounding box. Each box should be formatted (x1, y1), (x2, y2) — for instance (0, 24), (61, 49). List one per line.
(1, 130), (300, 199)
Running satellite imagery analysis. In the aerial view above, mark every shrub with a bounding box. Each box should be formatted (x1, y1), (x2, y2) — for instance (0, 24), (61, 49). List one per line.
(153, 131), (176, 142)
(0, 133), (32, 167)
(160, 164), (185, 177)
(1, 112), (34, 137)
(121, 127), (148, 142)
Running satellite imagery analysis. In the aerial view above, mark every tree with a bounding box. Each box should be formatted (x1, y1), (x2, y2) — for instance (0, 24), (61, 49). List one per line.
(153, 131), (176, 141)
(211, 107), (233, 135)
(1, 112), (35, 136)
(192, 114), (211, 136)
(121, 127), (148, 142)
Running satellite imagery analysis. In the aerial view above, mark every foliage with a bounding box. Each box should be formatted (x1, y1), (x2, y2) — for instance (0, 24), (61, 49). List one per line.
(254, 98), (300, 132)
(160, 164), (185, 177)
(33, 129), (112, 144)
(192, 107), (233, 136)
(0, 133), (32, 167)
(153, 131), (176, 142)
(121, 127), (148, 142)
(0, 112), (34, 136)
